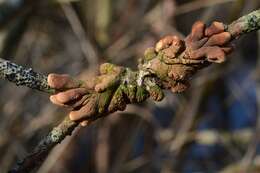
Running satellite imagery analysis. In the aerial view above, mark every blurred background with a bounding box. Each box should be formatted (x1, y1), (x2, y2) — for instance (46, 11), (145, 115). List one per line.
(0, 0), (259, 172)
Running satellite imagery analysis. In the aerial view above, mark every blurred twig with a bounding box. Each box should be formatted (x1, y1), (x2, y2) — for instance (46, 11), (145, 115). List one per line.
(60, 3), (99, 67)
(175, 0), (235, 15)
(238, 30), (260, 172)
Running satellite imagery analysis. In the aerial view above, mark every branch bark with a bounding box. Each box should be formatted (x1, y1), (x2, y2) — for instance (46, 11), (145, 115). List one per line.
(1, 9), (259, 173)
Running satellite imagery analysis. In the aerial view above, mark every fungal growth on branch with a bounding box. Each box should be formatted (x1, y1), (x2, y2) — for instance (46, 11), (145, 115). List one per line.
(4, 9), (259, 173)
(48, 21), (232, 125)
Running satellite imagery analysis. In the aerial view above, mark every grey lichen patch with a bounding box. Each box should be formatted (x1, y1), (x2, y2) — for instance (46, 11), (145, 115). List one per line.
(136, 69), (150, 86)
(50, 127), (61, 143)
(0, 58), (54, 94)
(241, 10), (260, 32)
(227, 9), (260, 38)
(122, 68), (137, 84)
(48, 116), (78, 144)
(7, 10), (260, 173)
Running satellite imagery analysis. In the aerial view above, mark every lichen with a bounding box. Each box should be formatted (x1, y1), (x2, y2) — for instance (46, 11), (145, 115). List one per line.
(0, 59), (54, 94)
(5, 11), (260, 172)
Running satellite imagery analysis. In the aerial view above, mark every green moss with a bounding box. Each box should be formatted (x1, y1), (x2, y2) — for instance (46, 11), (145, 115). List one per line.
(135, 86), (149, 103)
(98, 89), (113, 113)
(108, 86), (127, 112)
(122, 84), (137, 103)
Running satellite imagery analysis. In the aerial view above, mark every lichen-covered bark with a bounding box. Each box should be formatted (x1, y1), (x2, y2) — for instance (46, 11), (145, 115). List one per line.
(1, 9), (259, 173)
(227, 9), (260, 39)
(0, 58), (55, 94)
(9, 116), (78, 173)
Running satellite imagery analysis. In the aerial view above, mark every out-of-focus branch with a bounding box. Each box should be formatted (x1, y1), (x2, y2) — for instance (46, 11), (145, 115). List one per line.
(1, 9), (259, 173)
(9, 117), (78, 173)
(0, 0), (37, 29)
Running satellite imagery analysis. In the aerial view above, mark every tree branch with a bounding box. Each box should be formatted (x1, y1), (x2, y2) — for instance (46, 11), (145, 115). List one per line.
(0, 58), (54, 93)
(227, 9), (260, 39)
(1, 9), (259, 173)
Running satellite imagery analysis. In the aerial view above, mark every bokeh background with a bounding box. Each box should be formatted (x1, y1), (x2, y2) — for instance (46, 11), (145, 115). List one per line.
(0, 0), (259, 172)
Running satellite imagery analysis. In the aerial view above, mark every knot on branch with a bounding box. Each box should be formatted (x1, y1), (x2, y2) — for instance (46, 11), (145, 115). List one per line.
(48, 63), (152, 125)
(48, 21), (233, 125)
(138, 21), (233, 92)
(6, 10), (260, 173)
